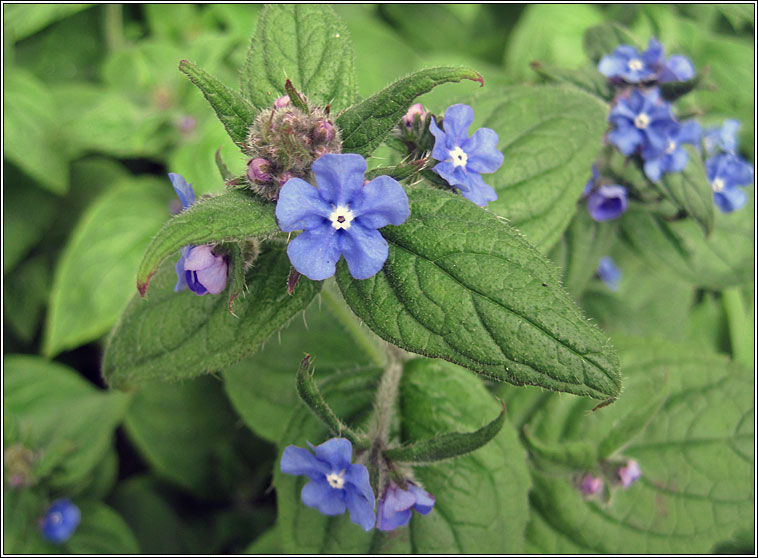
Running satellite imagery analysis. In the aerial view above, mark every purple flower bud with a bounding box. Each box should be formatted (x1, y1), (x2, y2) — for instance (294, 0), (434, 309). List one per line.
(313, 120), (336, 143)
(580, 473), (603, 495)
(274, 94), (291, 108)
(181, 245), (228, 295)
(402, 103), (427, 128)
(248, 158), (273, 183)
(40, 499), (81, 544)
(617, 459), (642, 488)
(377, 481), (435, 531)
(586, 184), (628, 222)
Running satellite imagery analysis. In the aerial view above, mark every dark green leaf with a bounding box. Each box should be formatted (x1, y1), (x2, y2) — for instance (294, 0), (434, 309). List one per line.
(583, 22), (641, 64)
(66, 503), (140, 554)
(337, 66), (483, 158)
(659, 68), (709, 101)
(104, 243), (321, 389)
(337, 188), (621, 401)
(3, 254), (50, 342)
(179, 60), (258, 145)
(242, 5), (357, 111)
(136, 190), (277, 296)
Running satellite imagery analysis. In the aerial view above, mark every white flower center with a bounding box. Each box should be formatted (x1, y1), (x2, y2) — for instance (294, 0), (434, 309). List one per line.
(627, 58), (644, 72)
(326, 470), (346, 489)
(449, 146), (468, 168)
(665, 140), (677, 154)
(634, 113), (650, 129)
(49, 512), (63, 525)
(712, 177), (725, 192)
(329, 205), (355, 230)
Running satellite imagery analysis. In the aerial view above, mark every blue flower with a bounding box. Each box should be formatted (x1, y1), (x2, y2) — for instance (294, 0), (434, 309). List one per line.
(608, 88), (677, 158)
(275, 153), (410, 281)
(642, 120), (701, 182)
(429, 104), (504, 207)
(40, 499), (81, 544)
(169, 172), (195, 210)
(376, 481), (435, 531)
(598, 37), (663, 83)
(597, 256), (621, 291)
(704, 119), (740, 155)
(586, 184), (628, 222)
(706, 153), (755, 213)
(617, 459), (642, 488)
(280, 438), (376, 531)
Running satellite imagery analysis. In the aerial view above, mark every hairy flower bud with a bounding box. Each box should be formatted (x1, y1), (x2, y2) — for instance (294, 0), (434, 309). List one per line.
(274, 94), (291, 108)
(247, 158), (272, 183)
(402, 103), (427, 129)
(313, 120), (336, 143)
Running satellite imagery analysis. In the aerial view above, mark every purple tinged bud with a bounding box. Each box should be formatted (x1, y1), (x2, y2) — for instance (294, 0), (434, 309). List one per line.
(313, 120), (336, 143)
(618, 459), (642, 488)
(580, 473), (603, 495)
(586, 184), (628, 221)
(248, 158), (273, 183)
(402, 103), (427, 128)
(40, 499), (81, 544)
(377, 481), (435, 531)
(183, 245), (228, 295)
(274, 94), (290, 108)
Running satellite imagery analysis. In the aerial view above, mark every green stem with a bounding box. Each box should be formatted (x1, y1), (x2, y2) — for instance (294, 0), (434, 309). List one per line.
(103, 4), (125, 52)
(722, 288), (753, 368)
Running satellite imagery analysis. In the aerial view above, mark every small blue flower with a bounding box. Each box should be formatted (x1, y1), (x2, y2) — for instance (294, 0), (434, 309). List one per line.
(586, 184), (628, 222)
(280, 438), (376, 531)
(276, 153), (410, 281)
(597, 256), (621, 291)
(376, 481), (435, 531)
(608, 88), (677, 158)
(617, 459), (642, 488)
(642, 120), (701, 182)
(706, 153), (755, 213)
(598, 37), (663, 83)
(40, 499), (81, 544)
(429, 104), (504, 207)
(704, 119), (740, 155)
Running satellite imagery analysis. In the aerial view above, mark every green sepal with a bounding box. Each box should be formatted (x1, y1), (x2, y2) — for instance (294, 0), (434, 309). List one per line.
(296, 354), (368, 449)
(583, 22), (640, 64)
(214, 147), (234, 182)
(136, 190), (277, 297)
(284, 78), (309, 112)
(337, 66), (483, 157)
(179, 59), (257, 145)
(383, 397), (506, 463)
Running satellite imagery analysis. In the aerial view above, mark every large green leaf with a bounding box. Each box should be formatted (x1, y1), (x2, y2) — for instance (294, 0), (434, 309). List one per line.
(136, 189), (277, 296)
(242, 4), (356, 111)
(525, 337), (754, 553)
(66, 503), (141, 554)
(337, 66), (482, 158)
(44, 178), (169, 357)
(467, 84), (609, 251)
(103, 243), (321, 389)
(3, 4), (93, 41)
(337, 188), (621, 401)
(274, 358), (530, 553)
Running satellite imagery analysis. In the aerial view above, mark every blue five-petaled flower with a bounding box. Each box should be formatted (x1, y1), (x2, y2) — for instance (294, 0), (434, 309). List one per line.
(608, 88), (677, 159)
(280, 438), (376, 531)
(642, 120), (701, 182)
(706, 153), (754, 213)
(429, 104), (504, 207)
(40, 499), (81, 544)
(376, 481), (435, 531)
(598, 37), (695, 84)
(276, 153), (410, 281)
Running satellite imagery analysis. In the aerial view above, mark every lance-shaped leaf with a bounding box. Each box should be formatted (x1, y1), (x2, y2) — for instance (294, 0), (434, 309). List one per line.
(384, 394), (505, 463)
(136, 190), (277, 296)
(337, 66), (483, 158)
(337, 188), (621, 401)
(179, 60), (257, 145)
(583, 22), (640, 64)
(650, 145), (715, 235)
(242, 4), (356, 111)
(104, 243), (321, 389)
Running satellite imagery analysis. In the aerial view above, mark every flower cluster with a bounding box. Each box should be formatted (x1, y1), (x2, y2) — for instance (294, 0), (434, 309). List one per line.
(169, 174), (228, 295)
(703, 120), (754, 213)
(40, 499), (81, 544)
(598, 37), (695, 84)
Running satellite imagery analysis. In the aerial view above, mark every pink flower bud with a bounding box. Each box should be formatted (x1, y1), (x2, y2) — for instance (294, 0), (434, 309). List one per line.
(617, 459), (642, 488)
(402, 103), (427, 128)
(313, 120), (335, 143)
(248, 158), (272, 183)
(580, 473), (603, 495)
(274, 94), (290, 108)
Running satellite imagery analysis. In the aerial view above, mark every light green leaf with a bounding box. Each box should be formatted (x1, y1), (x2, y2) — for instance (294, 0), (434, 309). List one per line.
(274, 358), (530, 553)
(242, 4), (357, 111)
(103, 243), (321, 389)
(337, 188), (621, 401)
(3, 4), (93, 41)
(529, 62), (612, 100)
(66, 502), (140, 554)
(337, 66), (482, 158)
(136, 190), (277, 296)
(44, 177), (169, 357)
(583, 22), (641, 64)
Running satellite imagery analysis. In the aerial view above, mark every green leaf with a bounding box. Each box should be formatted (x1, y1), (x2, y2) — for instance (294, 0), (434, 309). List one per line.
(583, 22), (641, 64)
(337, 66), (482, 158)
(179, 60), (258, 145)
(44, 178), (169, 357)
(3, 4), (93, 41)
(653, 145), (714, 235)
(274, 358), (530, 553)
(526, 337), (754, 553)
(3, 254), (50, 342)
(619, 192), (754, 289)
(242, 4), (357, 111)
(66, 503), (140, 554)
(468, 85), (609, 251)
(243, 526), (282, 555)
(136, 190), (277, 296)
(103, 243), (321, 389)
(3, 355), (131, 490)
(529, 61), (612, 100)
(337, 188), (621, 401)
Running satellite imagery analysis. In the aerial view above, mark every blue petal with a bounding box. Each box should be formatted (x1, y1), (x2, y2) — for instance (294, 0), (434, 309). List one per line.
(352, 175), (410, 229)
(463, 128), (504, 174)
(608, 125), (642, 156)
(719, 119), (741, 153)
(729, 157), (754, 187)
(186, 270), (208, 295)
(169, 173), (195, 210)
(429, 116), (452, 161)
(41, 499), (81, 544)
(287, 225), (341, 281)
(587, 185), (628, 222)
(597, 256), (621, 291)
(660, 55), (695, 82)
(280, 445), (330, 480)
(705, 154), (723, 183)
(377, 505), (411, 532)
(714, 187), (747, 213)
(313, 438), (353, 471)
(432, 160), (460, 187)
(346, 486), (377, 531)
(667, 148), (689, 174)
(339, 223), (389, 280)
(174, 246), (191, 292)
(301, 479), (347, 515)
(677, 120), (701, 146)
(442, 104), (474, 144)
(597, 54), (626, 78)
(643, 157), (664, 182)
(312, 153), (367, 206)
(276, 178), (332, 232)
(642, 37), (665, 67)
(408, 484), (435, 515)
(455, 171), (497, 207)
(613, 45), (639, 60)
(345, 464), (375, 505)
(195, 258), (228, 295)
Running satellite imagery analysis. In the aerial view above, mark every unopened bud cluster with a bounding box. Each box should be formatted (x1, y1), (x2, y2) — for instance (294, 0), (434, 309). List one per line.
(244, 94), (342, 200)
(393, 103), (437, 158)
